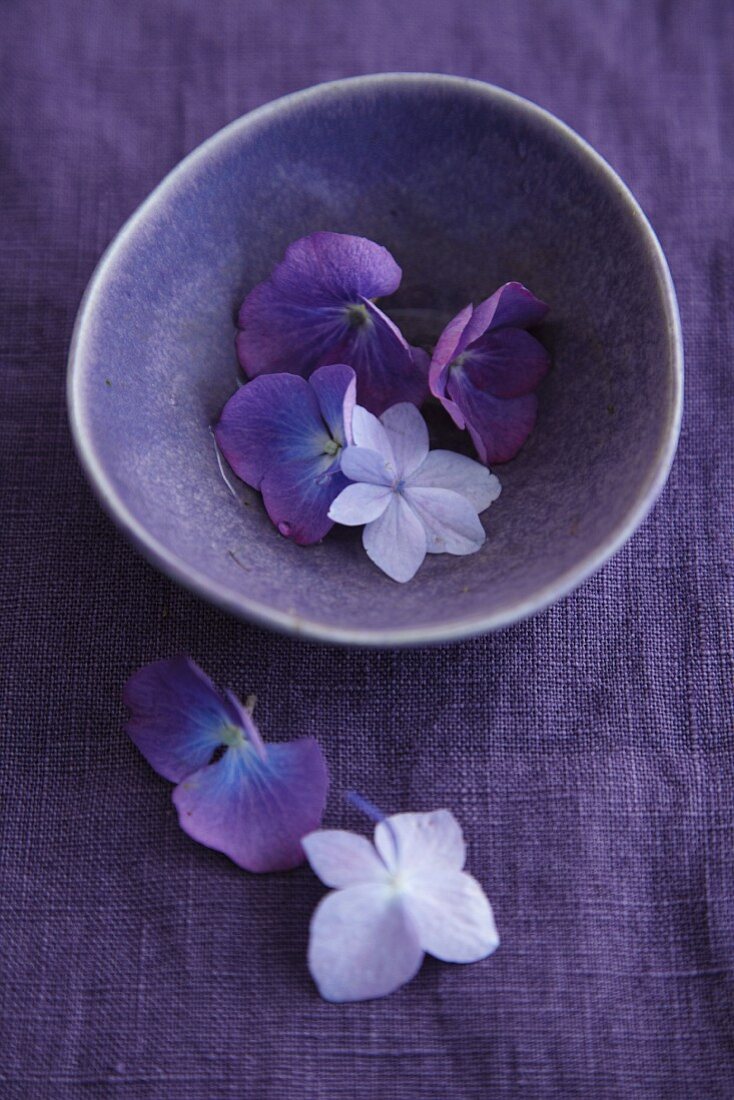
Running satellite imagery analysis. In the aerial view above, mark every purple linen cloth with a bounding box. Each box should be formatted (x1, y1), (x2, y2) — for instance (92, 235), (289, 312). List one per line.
(1, 1), (732, 1096)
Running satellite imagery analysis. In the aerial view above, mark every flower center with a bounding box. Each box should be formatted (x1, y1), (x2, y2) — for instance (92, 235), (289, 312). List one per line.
(220, 722), (245, 748)
(345, 302), (370, 328)
(323, 438), (340, 457)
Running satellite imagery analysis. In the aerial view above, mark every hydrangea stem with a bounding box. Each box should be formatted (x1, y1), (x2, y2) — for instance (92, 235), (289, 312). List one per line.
(346, 790), (400, 863)
(224, 688), (267, 761)
(345, 790), (385, 822)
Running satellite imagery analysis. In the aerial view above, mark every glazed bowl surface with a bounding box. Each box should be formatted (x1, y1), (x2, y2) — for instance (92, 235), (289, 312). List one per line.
(68, 73), (682, 645)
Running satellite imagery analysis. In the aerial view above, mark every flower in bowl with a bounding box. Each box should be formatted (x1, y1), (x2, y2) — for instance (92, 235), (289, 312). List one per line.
(68, 74), (682, 644)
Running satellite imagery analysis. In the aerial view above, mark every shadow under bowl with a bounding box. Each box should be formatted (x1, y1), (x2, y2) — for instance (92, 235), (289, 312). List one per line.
(68, 73), (682, 646)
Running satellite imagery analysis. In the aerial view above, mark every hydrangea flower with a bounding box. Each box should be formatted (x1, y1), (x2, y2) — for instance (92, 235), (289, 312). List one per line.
(328, 402), (500, 582)
(215, 363), (356, 545)
(303, 803), (499, 1003)
(123, 657), (329, 872)
(429, 281), (550, 464)
(236, 232), (428, 415)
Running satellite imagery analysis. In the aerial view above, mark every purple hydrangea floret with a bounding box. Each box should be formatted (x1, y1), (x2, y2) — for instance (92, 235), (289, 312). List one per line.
(215, 363), (356, 545)
(124, 656), (329, 872)
(236, 232), (428, 415)
(429, 282), (550, 464)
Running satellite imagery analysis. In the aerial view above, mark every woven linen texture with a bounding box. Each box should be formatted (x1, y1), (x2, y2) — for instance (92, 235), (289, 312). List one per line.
(1, 1), (732, 1096)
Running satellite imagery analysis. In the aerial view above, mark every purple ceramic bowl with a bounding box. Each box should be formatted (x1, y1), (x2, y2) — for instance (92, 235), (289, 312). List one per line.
(68, 74), (682, 646)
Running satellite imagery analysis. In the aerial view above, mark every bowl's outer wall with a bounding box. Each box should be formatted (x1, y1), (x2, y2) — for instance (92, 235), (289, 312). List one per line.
(69, 75), (681, 644)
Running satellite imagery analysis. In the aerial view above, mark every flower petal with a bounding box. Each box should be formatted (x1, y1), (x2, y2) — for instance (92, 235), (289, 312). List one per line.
(405, 486), (486, 555)
(328, 482), (392, 526)
(309, 363), (357, 446)
(429, 285), (549, 441)
(339, 445), (395, 487)
(380, 403), (429, 478)
(351, 406), (395, 465)
(288, 232), (403, 301)
(308, 884), (424, 1002)
(172, 738), (328, 872)
(428, 308), (473, 429)
(402, 870), (499, 963)
(123, 656), (237, 782)
(319, 299), (428, 415)
(449, 378), (539, 464)
(463, 328), (550, 398)
(260, 454), (346, 545)
(472, 280), (548, 335)
(236, 233), (402, 378)
(408, 450), (501, 513)
(302, 830), (388, 888)
(431, 304), (473, 379)
(362, 494), (427, 583)
(374, 810), (466, 875)
(215, 374), (327, 489)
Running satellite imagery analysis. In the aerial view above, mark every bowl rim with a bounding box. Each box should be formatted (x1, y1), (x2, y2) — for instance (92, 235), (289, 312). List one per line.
(67, 72), (683, 648)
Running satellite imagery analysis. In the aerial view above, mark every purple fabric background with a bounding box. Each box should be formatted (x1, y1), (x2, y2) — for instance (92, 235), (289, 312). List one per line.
(2, 1), (732, 1096)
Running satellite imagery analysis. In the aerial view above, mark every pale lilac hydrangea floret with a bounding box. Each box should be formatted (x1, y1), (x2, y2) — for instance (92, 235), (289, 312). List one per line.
(429, 281), (550, 465)
(303, 807), (499, 1003)
(123, 657), (328, 872)
(236, 232), (428, 415)
(328, 402), (501, 582)
(215, 363), (356, 545)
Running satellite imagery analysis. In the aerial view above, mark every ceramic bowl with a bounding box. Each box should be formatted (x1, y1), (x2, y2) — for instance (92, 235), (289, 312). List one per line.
(68, 73), (682, 646)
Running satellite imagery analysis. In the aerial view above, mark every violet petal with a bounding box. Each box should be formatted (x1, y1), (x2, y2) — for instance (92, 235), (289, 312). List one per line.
(123, 656), (239, 783)
(430, 304), (473, 382)
(448, 379), (539, 465)
(309, 363), (357, 446)
(307, 883), (424, 1002)
(290, 231), (403, 301)
(462, 328), (550, 398)
(172, 737), (329, 872)
(260, 454), (347, 545)
(216, 366), (355, 544)
(429, 284), (549, 464)
(236, 232), (402, 379)
(319, 298), (428, 415)
(472, 280), (549, 334)
(428, 318), (469, 431)
(215, 374), (329, 490)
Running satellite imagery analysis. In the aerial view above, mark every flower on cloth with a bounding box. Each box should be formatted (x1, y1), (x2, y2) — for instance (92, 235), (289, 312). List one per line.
(303, 799), (499, 1003)
(429, 281), (550, 464)
(235, 232), (428, 415)
(123, 656), (328, 872)
(215, 363), (356, 545)
(328, 402), (501, 582)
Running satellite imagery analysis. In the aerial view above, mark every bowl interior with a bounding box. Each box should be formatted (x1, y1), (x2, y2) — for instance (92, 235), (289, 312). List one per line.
(70, 75), (680, 644)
